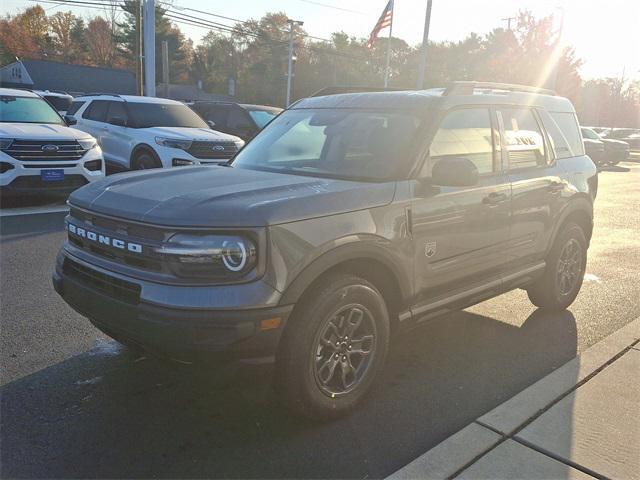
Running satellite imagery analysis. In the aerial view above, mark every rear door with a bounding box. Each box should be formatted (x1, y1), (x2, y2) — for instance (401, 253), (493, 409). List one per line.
(411, 106), (512, 300)
(101, 101), (131, 167)
(498, 106), (566, 265)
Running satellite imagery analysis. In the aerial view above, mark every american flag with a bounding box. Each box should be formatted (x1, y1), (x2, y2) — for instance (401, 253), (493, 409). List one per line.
(367, 0), (394, 48)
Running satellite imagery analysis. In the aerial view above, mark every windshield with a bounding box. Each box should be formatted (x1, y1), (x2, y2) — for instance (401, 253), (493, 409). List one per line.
(581, 128), (600, 140)
(248, 109), (280, 128)
(0, 96), (64, 124)
(127, 102), (208, 128)
(232, 109), (422, 181)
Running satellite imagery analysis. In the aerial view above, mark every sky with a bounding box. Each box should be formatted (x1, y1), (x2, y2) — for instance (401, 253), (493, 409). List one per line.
(5, 0), (640, 80)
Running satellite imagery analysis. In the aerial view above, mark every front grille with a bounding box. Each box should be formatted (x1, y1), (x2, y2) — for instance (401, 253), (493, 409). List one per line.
(187, 141), (237, 160)
(2, 140), (87, 161)
(9, 175), (87, 190)
(63, 258), (141, 304)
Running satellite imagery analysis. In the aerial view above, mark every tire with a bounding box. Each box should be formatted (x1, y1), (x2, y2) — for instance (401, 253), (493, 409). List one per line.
(527, 223), (587, 311)
(132, 149), (161, 170)
(276, 273), (390, 420)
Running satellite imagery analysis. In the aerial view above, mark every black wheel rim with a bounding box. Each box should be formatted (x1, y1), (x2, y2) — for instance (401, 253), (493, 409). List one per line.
(312, 304), (377, 397)
(556, 238), (583, 296)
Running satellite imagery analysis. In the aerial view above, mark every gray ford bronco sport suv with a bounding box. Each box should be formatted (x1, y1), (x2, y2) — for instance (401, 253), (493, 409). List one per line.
(53, 82), (597, 419)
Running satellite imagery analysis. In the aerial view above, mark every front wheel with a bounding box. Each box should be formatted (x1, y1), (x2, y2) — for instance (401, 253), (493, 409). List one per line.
(132, 149), (161, 170)
(527, 223), (587, 311)
(276, 273), (390, 420)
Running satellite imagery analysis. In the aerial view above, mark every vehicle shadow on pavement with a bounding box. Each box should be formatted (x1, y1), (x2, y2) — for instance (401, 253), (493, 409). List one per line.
(599, 165), (631, 172)
(0, 308), (577, 479)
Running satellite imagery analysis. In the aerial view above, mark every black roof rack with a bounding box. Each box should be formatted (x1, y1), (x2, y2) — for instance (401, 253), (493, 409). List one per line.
(310, 86), (409, 97)
(75, 93), (123, 98)
(443, 81), (556, 96)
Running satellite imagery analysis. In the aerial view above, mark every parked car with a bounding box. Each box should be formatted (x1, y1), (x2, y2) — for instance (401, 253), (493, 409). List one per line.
(67, 95), (245, 171)
(0, 88), (104, 197)
(190, 101), (282, 141)
(53, 82), (596, 419)
(581, 127), (629, 166)
(603, 128), (640, 152)
(34, 90), (74, 115)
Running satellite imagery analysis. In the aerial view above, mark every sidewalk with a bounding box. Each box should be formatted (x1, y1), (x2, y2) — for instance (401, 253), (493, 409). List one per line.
(389, 317), (640, 480)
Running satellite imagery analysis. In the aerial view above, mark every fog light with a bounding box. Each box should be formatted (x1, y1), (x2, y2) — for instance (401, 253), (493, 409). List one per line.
(0, 162), (14, 174)
(85, 159), (102, 171)
(172, 158), (194, 167)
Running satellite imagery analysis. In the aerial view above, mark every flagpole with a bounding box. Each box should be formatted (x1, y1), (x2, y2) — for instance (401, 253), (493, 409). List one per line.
(383, 1), (394, 87)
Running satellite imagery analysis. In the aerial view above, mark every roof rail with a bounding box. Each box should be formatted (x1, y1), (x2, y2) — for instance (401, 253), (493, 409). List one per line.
(310, 86), (408, 97)
(75, 92), (123, 98)
(443, 81), (556, 96)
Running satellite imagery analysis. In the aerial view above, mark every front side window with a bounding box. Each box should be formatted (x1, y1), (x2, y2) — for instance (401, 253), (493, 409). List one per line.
(498, 108), (546, 170)
(127, 102), (208, 129)
(107, 101), (127, 123)
(232, 109), (422, 181)
(550, 112), (584, 157)
(0, 95), (64, 124)
(83, 100), (109, 122)
(426, 108), (495, 175)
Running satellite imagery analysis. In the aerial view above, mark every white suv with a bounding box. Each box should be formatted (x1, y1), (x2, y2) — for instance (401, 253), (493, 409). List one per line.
(0, 88), (105, 197)
(67, 95), (245, 171)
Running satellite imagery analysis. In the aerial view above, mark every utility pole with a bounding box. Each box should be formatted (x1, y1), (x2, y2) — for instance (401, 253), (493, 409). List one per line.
(286, 19), (303, 107)
(161, 40), (169, 98)
(501, 16), (516, 30)
(143, 0), (156, 97)
(416, 0), (433, 90)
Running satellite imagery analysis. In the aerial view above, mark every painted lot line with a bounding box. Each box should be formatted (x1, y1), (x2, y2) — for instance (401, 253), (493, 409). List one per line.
(0, 205), (69, 218)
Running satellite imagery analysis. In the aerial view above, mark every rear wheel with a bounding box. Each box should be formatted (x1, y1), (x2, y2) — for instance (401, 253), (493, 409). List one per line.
(527, 223), (587, 311)
(132, 149), (161, 170)
(276, 273), (390, 420)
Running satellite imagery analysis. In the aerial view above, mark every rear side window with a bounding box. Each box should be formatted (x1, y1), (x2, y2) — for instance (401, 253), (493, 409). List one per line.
(549, 112), (584, 157)
(497, 107), (546, 170)
(426, 108), (495, 175)
(83, 100), (109, 122)
(66, 101), (85, 116)
(107, 101), (127, 122)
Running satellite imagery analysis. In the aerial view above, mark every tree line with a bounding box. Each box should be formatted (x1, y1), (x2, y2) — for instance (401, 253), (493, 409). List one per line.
(1, 4), (638, 127)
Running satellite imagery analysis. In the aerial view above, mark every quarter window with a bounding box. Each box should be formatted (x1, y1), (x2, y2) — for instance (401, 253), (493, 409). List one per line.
(83, 100), (109, 122)
(426, 108), (495, 175)
(498, 108), (546, 170)
(550, 112), (584, 157)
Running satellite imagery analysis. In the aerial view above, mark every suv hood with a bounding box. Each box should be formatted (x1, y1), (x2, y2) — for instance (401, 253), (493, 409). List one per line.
(69, 166), (396, 227)
(145, 126), (242, 143)
(0, 122), (93, 141)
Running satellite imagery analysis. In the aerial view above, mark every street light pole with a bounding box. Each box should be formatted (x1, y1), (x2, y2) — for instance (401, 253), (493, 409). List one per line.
(143, 0), (156, 97)
(286, 19), (303, 107)
(416, 0), (433, 90)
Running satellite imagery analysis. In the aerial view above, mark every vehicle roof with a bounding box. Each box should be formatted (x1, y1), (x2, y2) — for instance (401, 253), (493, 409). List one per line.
(75, 94), (184, 105)
(0, 88), (40, 98)
(240, 104), (283, 112)
(34, 90), (73, 98)
(292, 88), (576, 113)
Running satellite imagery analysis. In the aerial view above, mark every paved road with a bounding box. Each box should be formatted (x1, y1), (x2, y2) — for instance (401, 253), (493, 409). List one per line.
(1, 162), (639, 479)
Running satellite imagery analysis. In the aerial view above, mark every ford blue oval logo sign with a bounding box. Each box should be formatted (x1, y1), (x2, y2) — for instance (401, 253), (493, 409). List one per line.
(42, 144), (59, 152)
(212, 145), (225, 151)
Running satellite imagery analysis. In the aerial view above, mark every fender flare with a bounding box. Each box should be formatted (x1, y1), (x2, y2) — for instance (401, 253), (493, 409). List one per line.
(278, 240), (412, 306)
(547, 195), (594, 253)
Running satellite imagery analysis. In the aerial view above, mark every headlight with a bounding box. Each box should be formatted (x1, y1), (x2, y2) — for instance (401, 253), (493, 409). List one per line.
(157, 233), (257, 279)
(155, 137), (193, 150)
(78, 138), (97, 150)
(0, 138), (14, 150)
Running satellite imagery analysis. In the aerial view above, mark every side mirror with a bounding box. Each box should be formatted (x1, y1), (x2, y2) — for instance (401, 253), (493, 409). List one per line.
(207, 120), (216, 128)
(109, 116), (127, 127)
(431, 157), (479, 187)
(64, 115), (77, 126)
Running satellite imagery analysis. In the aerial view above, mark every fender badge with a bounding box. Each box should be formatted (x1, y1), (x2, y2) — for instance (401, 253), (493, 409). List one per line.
(425, 241), (437, 258)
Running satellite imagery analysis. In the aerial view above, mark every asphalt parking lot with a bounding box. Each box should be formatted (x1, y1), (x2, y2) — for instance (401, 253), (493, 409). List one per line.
(1, 160), (639, 479)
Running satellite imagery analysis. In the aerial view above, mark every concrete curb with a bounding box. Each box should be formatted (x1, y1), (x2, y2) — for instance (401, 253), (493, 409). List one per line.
(387, 316), (640, 480)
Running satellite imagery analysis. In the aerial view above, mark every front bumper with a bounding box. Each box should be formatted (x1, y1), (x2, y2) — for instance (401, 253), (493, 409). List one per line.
(53, 250), (292, 363)
(0, 149), (105, 195)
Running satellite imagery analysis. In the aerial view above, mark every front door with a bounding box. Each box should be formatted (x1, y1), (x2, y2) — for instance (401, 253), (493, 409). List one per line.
(101, 101), (131, 168)
(411, 107), (511, 303)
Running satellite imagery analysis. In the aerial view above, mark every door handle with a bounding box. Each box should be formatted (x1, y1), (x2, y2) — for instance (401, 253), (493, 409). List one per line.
(482, 192), (508, 206)
(547, 181), (564, 193)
